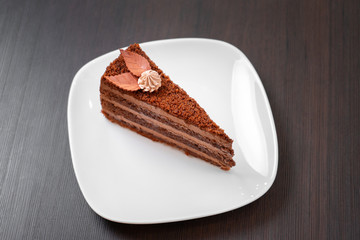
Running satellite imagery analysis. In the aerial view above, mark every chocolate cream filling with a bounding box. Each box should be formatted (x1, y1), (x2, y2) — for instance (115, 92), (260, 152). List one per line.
(101, 97), (234, 162)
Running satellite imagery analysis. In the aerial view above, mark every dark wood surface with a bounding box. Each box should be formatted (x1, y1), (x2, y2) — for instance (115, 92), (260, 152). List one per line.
(0, 0), (359, 239)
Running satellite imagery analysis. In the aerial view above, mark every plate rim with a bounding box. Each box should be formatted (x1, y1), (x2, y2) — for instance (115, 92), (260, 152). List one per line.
(67, 38), (278, 224)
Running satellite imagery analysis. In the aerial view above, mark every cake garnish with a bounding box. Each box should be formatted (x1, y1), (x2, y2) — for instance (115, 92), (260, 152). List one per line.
(104, 49), (162, 92)
(104, 73), (140, 91)
(138, 70), (161, 92)
(120, 49), (151, 77)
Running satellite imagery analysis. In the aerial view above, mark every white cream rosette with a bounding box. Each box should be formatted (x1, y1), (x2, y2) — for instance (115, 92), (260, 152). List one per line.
(138, 70), (161, 92)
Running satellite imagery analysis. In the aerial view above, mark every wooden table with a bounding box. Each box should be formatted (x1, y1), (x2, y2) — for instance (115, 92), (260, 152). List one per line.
(1, 0), (359, 239)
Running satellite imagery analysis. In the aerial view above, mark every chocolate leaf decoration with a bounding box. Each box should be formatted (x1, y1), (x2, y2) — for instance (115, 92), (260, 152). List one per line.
(105, 73), (140, 91)
(120, 49), (151, 77)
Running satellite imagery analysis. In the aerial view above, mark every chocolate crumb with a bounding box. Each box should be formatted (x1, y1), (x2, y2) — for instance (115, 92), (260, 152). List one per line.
(101, 43), (232, 142)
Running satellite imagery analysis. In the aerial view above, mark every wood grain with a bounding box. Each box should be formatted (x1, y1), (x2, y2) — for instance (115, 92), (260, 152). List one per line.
(0, 0), (359, 239)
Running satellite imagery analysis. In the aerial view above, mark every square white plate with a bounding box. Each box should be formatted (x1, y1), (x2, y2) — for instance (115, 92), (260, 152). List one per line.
(67, 38), (278, 224)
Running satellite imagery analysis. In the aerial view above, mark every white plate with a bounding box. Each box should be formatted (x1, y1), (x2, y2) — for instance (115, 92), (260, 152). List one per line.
(67, 38), (278, 224)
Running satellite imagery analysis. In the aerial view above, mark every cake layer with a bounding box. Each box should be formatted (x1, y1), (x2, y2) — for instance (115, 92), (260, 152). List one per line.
(101, 109), (233, 170)
(101, 83), (233, 155)
(99, 43), (235, 170)
(101, 99), (234, 165)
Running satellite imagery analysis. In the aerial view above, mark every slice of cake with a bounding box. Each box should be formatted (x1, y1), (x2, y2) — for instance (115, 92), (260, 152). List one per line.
(100, 43), (235, 170)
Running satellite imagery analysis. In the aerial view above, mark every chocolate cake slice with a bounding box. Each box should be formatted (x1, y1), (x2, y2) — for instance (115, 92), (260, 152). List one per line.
(100, 44), (235, 170)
